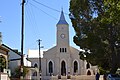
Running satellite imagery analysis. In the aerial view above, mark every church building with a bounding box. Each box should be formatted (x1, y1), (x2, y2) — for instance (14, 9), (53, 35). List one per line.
(28, 10), (98, 78)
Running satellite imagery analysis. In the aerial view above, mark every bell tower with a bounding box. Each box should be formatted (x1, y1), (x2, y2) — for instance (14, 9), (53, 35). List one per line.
(56, 10), (69, 47)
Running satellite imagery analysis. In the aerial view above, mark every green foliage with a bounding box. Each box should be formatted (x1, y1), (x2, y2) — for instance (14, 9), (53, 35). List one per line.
(70, 0), (120, 73)
(0, 55), (6, 72)
(99, 67), (110, 75)
(11, 66), (29, 78)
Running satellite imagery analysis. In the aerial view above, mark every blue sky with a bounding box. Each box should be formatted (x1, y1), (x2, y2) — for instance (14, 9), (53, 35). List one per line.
(0, 0), (79, 54)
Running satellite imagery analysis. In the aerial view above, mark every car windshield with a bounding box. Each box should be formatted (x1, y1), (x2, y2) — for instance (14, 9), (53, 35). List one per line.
(111, 74), (120, 77)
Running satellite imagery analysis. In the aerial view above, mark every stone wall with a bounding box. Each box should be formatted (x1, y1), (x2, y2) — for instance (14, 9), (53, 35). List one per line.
(0, 73), (10, 80)
(40, 75), (104, 80)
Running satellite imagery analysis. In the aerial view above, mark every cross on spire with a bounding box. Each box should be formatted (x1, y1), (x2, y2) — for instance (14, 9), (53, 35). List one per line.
(57, 10), (68, 25)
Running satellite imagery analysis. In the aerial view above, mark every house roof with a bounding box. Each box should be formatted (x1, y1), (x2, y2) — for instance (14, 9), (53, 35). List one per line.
(0, 45), (9, 55)
(2, 44), (21, 56)
(57, 10), (68, 25)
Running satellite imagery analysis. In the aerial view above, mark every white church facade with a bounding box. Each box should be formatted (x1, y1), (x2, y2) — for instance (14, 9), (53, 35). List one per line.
(28, 11), (98, 78)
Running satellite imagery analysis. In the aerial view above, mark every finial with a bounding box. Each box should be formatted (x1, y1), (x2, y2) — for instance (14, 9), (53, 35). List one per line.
(61, 7), (63, 12)
(57, 8), (68, 25)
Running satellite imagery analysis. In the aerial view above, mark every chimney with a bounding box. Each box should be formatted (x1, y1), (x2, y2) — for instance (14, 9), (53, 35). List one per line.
(0, 32), (2, 45)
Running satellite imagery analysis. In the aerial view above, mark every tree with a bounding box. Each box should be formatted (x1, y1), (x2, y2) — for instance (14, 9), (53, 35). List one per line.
(0, 55), (6, 72)
(69, 0), (120, 74)
(11, 66), (29, 79)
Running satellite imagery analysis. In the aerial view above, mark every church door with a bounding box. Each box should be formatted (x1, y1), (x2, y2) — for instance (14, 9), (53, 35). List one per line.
(61, 61), (66, 76)
(87, 70), (91, 75)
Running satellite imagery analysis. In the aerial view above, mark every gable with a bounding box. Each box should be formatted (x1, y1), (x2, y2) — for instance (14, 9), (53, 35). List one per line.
(69, 46), (81, 59)
(0, 46), (9, 55)
(43, 46), (57, 58)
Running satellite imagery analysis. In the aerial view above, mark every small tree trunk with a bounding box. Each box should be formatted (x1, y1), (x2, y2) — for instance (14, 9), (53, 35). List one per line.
(109, 24), (118, 74)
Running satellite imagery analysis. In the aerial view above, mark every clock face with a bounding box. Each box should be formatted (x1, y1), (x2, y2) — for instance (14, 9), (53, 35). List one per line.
(60, 34), (65, 39)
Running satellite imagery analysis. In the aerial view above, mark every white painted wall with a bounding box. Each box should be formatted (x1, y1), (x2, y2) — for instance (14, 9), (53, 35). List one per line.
(8, 50), (21, 73)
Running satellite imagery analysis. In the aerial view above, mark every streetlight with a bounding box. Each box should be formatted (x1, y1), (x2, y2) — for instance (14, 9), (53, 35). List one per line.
(37, 39), (43, 80)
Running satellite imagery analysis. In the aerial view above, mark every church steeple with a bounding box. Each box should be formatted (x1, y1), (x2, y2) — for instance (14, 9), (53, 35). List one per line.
(57, 10), (68, 25)
(56, 10), (69, 47)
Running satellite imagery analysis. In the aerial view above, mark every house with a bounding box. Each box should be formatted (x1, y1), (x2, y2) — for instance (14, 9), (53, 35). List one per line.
(2, 44), (32, 79)
(2, 44), (21, 74)
(0, 32), (10, 80)
(0, 32), (31, 79)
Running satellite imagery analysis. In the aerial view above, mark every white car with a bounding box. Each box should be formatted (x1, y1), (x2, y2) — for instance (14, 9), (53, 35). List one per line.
(107, 74), (120, 80)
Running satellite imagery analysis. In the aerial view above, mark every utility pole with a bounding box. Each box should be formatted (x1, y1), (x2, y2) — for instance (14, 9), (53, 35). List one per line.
(21, 0), (25, 79)
(37, 39), (43, 80)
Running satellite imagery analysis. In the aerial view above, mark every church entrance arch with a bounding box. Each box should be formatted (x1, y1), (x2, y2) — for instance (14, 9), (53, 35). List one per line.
(87, 70), (91, 75)
(61, 61), (66, 76)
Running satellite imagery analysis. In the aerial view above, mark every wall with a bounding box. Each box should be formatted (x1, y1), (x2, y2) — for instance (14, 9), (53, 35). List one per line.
(40, 75), (104, 80)
(8, 50), (21, 73)
(0, 73), (10, 80)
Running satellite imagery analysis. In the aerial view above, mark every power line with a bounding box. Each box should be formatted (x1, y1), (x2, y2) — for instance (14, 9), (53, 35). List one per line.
(32, 0), (69, 15)
(29, 2), (58, 20)
(26, 2), (39, 33)
(33, 0), (60, 12)
(26, 4), (36, 28)
(25, 3), (40, 49)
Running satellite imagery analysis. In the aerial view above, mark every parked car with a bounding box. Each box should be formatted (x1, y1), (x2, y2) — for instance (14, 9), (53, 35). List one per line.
(107, 74), (120, 80)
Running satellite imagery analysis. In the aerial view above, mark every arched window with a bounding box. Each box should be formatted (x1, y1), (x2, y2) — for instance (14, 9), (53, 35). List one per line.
(34, 63), (38, 68)
(65, 48), (67, 52)
(32, 71), (37, 76)
(49, 61), (53, 74)
(86, 63), (90, 69)
(60, 48), (62, 52)
(74, 61), (78, 73)
(60, 48), (67, 53)
(62, 48), (64, 52)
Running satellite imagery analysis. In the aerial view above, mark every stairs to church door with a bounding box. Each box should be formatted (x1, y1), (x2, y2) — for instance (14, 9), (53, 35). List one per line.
(42, 75), (104, 80)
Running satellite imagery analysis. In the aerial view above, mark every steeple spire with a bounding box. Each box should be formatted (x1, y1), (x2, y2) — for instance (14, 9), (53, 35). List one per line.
(57, 10), (68, 25)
